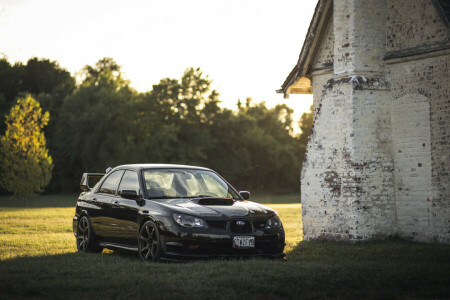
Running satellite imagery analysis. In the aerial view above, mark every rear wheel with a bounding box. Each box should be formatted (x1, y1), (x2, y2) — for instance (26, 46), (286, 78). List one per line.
(138, 220), (161, 262)
(76, 216), (102, 253)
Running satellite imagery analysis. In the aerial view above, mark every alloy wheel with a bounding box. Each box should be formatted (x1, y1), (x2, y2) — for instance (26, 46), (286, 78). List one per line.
(77, 217), (90, 252)
(139, 222), (160, 262)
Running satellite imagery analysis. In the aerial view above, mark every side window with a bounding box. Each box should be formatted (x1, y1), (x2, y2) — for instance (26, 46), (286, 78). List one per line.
(118, 170), (140, 196)
(98, 170), (124, 195)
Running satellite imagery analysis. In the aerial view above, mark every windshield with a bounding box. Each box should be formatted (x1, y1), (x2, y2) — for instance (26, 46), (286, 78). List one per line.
(142, 169), (240, 200)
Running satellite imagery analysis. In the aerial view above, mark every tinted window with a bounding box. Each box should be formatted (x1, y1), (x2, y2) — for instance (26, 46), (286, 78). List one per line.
(201, 173), (228, 196)
(118, 170), (140, 195)
(88, 175), (103, 188)
(98, 170), (124, 195)
(142, 169), (240, 199)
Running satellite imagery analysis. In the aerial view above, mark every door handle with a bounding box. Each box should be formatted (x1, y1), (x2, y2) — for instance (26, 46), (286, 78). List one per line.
(112, 200), (120, 208)
(93, 198), (97, 201)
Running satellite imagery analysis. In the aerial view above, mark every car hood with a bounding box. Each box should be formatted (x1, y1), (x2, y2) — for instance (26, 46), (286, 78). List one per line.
(156, 197), (276, 219)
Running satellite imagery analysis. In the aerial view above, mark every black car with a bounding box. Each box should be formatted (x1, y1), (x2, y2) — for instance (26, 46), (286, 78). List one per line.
(73, 164), (285, 262)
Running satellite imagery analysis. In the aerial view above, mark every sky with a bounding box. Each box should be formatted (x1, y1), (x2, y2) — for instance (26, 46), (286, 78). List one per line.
(0, 0), (315, 129)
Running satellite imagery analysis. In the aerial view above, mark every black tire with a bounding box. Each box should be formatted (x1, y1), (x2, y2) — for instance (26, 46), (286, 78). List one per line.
(138, 220), (161, 262)
(76, 216), (102, 253)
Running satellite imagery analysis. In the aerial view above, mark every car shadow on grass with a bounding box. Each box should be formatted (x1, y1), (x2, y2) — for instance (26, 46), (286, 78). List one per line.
(0, 250), (295, 299)
(1, 240), (449, 299)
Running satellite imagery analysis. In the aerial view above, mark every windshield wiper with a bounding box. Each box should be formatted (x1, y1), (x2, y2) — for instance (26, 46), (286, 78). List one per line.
(174, 195), (210, 198)
(147, 196), (179, 200)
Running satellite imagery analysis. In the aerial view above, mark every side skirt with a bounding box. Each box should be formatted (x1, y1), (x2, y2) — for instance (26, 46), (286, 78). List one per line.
(98, 242), (138, 252)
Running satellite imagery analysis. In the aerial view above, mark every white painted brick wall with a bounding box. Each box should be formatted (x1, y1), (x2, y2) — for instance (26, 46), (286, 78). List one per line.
(392, 93), (434, 242)
(388, 55), (450, 243)
(300, 0), (449, 243)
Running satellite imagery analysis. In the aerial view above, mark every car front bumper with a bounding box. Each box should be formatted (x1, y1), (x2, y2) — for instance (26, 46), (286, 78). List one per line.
(160, 225), (286, 260)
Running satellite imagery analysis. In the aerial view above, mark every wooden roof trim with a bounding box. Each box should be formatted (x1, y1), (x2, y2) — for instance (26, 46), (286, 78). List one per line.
(278, 0), (333, 98)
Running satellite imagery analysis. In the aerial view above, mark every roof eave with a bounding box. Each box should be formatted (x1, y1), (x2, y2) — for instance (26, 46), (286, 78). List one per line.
(278, 0), (332, 99)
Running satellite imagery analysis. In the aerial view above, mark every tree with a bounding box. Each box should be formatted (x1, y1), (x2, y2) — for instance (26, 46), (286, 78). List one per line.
(135, 67), (219, 165)
(53, 58), (137, 191)
(0, 57), (75, 154)
(0, 57), (75, 121)
(297, 105), (313, 193)
(80, 57), (128, 89)
(0, 59), (22, 104)
(298, 105), (313, 147)
(0, 96), (53, 204)
(0, 59), (23, 134)
(21, 57), (75, 98)
(205, 98), (305, 193)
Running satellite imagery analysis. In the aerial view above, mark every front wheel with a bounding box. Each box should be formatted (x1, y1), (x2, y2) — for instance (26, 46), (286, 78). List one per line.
(76, 216), (102, 253)
(138, 220), (161, 262)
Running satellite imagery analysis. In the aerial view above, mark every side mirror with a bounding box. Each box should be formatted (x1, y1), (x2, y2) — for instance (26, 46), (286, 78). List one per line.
(239, 191), (250, 200)
(120, 190), (140, 200)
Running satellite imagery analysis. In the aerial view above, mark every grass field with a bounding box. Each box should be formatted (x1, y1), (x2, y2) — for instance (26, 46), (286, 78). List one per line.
(0, 194), (449, 299)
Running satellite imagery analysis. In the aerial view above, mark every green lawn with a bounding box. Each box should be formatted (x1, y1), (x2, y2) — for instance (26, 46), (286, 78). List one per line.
(0, 195), (449, 299)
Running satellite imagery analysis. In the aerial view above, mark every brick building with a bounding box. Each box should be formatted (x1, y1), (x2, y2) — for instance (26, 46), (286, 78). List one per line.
(279, 0), (449, 243)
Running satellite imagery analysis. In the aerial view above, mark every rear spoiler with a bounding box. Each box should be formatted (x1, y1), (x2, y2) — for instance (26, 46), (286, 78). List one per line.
(80, 173), (105, 191)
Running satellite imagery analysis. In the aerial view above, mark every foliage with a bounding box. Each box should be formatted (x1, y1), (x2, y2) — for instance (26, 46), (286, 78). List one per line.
(0, 56), (313, 194)
(206, 99), (305, 192)
(0, 58), (75, 188)
(298, 105), (313, 187)
(0, 59), (22, 106)
(299, 105), (313, 147)
(0, 59), (23, 134)
(0, 96), (53, 197)
(0, 57), (75, 133)
(134, 67), (219, 164)
(21, 57), (75, 98)
(54, 60), (137, 191)
(80, 57), (128, 89)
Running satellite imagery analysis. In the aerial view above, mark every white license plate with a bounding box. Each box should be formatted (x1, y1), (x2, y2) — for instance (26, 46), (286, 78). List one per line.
(233, 236), (255, 248)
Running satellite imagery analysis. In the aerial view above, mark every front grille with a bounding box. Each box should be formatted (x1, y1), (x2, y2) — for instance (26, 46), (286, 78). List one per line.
(207, 220), (227, 230)
(230, 219), (252, 234)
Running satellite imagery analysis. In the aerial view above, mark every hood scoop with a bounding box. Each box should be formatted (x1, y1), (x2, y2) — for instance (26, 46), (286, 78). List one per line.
(191, 197), (235, 206)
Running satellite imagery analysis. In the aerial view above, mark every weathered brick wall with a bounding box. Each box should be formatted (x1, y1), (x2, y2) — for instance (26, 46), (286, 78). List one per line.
(302, 83), (357, 239)
(303, 80), (397, 240)
(388, 55), (450, 243)
(386, 0), (449, 243)
(302, 0), (397, 240)
(349, 85), (397, 238)
(333, 0), (386, 76)
(391, 93), (434, 242)
(312, 14), (334, 71)
(386, 0), (449, 53)
(311, 73), (332, 112)
(301, 0), (449, 243)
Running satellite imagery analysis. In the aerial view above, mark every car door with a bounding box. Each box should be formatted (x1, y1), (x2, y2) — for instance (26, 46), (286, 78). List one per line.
(90, 170), (124, 242)
(109, 170), (141, 246)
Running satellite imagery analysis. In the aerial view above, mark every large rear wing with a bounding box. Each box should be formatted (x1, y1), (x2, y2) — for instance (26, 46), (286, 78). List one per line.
(80, 173), (105, 191)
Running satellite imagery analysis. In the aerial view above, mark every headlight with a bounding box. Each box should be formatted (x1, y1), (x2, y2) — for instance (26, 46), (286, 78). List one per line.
(266, 216), (282, 228)
(173, 213), (208, 228)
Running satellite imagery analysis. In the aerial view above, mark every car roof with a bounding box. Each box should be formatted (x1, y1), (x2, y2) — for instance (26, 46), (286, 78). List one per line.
(111, 164), (212, 172)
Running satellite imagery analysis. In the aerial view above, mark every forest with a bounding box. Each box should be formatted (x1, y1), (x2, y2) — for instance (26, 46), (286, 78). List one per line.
(0, 57), (312, 194)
